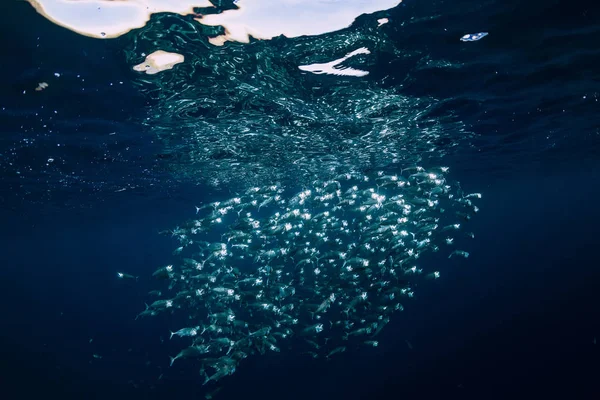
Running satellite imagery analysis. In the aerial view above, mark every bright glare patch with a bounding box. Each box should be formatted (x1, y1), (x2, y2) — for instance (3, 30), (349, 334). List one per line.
(26, 0), (212, 39)
(200, 0), (402, 45)
(27, 0), (402, 43)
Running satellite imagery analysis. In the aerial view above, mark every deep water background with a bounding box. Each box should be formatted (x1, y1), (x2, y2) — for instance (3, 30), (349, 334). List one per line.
(1, 0), (599, 399)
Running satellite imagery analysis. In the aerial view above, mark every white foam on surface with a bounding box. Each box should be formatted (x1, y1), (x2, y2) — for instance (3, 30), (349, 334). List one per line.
(133, 51), (185, 75)
(299, 47), (371, 77)
(377, 18), (390, 27)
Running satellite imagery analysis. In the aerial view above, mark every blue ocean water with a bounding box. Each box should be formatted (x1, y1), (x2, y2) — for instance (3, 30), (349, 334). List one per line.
(1, 0), (599, 399)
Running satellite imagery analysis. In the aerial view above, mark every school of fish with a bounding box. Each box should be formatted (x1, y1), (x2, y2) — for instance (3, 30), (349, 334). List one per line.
(130, 166), (481, 388)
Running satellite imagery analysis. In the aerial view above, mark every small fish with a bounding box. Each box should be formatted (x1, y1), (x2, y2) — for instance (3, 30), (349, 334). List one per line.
(300, 323), (324, 336)
(205, 387), (222, 399)
(117, 272), (137, 281)
(152, 265), (174, 279)
(170, 326), (200, 340)
(448, 250), (469, 259)
(326, 346), (346, 359)
(248, 327), (271, 337)
(202, 364), (236, 385)
(170, 345), (209, 366)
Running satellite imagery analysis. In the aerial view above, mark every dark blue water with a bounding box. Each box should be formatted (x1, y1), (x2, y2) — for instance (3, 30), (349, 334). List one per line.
(2, 0), (599, 399)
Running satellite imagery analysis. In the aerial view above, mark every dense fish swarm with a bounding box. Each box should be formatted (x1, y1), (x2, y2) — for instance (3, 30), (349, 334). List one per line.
(136, 166), (481, 387)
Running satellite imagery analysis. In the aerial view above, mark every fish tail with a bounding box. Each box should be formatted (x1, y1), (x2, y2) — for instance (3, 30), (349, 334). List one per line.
(170, 331), (174, 340)
(169, 356), (176, 367)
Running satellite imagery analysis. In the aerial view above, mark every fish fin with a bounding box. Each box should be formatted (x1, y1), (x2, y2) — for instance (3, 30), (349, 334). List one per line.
(170, 331), (174, 340)
(169, 356), (175, 367)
